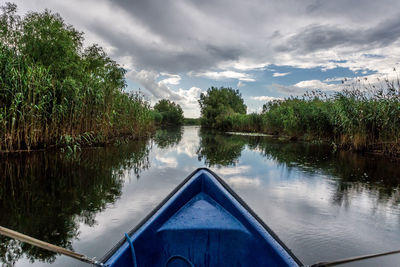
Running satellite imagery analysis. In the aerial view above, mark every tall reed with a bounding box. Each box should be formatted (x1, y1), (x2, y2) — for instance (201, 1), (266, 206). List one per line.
(0, 3), (154, 152)
(215, 78), (400, 155)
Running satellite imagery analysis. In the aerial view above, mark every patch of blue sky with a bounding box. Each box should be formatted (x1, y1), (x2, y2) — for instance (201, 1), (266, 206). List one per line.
(236, 65), (376, 100)
(125, 79), (142, 92)
(329, 60), (348, 63)
(363, 54), (385, 59)
(261, 64), (372, 85)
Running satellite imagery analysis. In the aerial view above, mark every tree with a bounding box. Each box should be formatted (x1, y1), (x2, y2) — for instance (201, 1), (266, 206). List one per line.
(20, 9), (83, 80)
(0, 3), (153, 151)
(198, 87), (247, 128)
(154, 99), (184, 125)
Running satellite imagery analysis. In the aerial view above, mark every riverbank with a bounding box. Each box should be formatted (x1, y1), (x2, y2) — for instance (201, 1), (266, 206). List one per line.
(221, 109), (400, 158)
(225, 130), (400, 159)
(0, 131), (155, 155)
(200, 85), (400, 157)
(183, 118), (201, 125)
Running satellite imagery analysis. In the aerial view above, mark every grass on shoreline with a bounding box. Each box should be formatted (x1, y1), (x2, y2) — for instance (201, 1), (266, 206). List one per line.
(218, 78), (400, 156)
(183, 118), (201, 125)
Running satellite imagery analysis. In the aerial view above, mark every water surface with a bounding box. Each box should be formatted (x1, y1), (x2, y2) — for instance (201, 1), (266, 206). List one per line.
(1, 126), (399, 266)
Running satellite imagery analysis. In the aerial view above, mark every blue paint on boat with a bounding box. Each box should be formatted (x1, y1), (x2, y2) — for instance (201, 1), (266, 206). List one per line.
(101, 168), (302, 267)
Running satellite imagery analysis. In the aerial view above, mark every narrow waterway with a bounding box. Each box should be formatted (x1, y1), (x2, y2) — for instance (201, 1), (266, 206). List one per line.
(1, 126), (399, 266)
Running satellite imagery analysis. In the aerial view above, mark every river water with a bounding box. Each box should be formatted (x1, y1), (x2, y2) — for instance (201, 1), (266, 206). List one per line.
(1, 126), (399, 266)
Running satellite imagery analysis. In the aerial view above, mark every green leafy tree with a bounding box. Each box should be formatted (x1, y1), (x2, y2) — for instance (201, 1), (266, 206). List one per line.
(20, 10), (84, 80)
(0, 3), (154, 152)
(198, 87), (247, 128)
(154, 99), (184, 125)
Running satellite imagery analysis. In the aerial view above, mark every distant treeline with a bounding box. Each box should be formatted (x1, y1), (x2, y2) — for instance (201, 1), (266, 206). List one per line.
(199, 81), (400, 156)
(183, 118), (201, 125)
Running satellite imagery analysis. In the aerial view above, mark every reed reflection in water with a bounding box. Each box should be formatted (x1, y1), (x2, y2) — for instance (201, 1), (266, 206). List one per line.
(0, 126), (399, 266)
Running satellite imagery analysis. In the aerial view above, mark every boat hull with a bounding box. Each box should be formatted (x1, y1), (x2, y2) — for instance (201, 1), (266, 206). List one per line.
(101, 168), (301, 267)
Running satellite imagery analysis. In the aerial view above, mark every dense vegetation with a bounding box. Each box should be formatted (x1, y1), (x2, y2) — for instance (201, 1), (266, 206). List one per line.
(198, 86), (246, 128)
(153, 99), (184, 125)
(263, 85), (400, 155)
(200, 81), (400, 156)
(0, 3), (154, 152)
(183, 118), (201, 125)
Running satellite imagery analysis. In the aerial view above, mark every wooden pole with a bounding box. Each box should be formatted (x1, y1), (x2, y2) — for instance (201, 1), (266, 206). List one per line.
(0, 226), (102, 266)
(311, 249), (400, 267)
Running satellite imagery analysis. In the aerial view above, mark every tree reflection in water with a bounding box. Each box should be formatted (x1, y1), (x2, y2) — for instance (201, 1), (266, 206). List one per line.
(0, 138), (151, 265)
(1, 128), (399, 266)
(153, 127), (183, 149)
(198, 130), (400, 207)
(197, 129), (247, 166)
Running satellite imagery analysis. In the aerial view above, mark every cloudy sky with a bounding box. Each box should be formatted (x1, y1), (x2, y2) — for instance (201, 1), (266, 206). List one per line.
(11, 0), (400, 117)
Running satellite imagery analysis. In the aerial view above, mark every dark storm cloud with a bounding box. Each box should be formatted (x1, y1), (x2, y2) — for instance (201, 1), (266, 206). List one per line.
(104, 0), (188, 40)
(305, 0), (400, 20)
(86, 8), (243, 73)
(87, 0), (400, 73)
(13, 0), (400, 74)
(276, 16), (400, 53)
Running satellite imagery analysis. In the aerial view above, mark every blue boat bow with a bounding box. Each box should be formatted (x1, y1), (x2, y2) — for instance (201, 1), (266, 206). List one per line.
(101, 168), (302, 267)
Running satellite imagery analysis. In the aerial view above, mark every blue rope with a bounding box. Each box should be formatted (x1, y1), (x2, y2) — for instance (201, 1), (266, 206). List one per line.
(124, 232), (194, 267)
(124, 233), (137, 267)
(166, 255), (195, 267)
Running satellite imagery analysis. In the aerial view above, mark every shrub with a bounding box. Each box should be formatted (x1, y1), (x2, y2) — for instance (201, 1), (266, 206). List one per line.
(153, 99), (184, 125)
